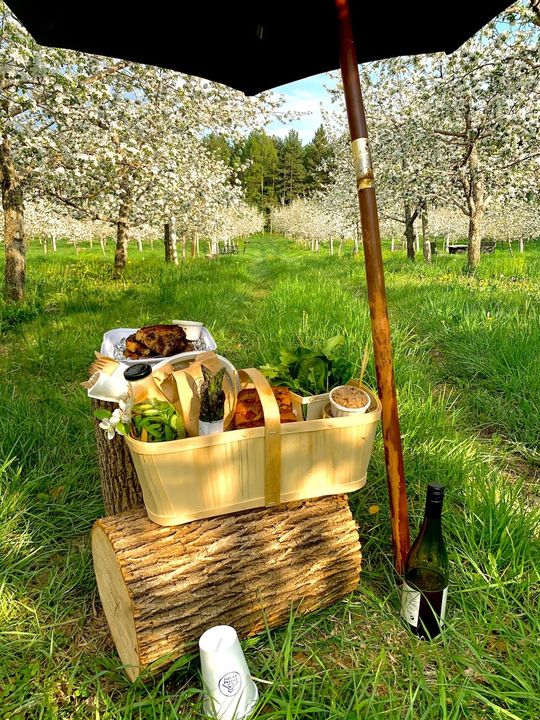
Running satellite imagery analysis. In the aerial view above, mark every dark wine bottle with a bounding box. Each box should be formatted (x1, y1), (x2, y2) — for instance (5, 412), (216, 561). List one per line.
(400, 483), (449, 639)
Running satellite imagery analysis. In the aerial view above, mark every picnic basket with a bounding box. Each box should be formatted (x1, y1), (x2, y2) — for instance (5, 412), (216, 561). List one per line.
(124, 367), (381, 526)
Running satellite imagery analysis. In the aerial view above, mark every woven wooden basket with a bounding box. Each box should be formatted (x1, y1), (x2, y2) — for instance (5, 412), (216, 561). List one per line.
(124, 368), (381, 526)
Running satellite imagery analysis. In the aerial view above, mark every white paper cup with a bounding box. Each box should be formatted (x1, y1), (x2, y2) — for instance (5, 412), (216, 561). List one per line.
(87, 365), (129, 402)
(199, 419), (225, 436)
(199, 625), (259, 720)
(329, 385), (370, 417)
(172, 319), (203, 341)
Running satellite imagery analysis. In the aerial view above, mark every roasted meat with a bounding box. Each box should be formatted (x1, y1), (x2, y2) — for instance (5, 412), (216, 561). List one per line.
(134, 324), (187, 357)
(124, 334), (158, 359)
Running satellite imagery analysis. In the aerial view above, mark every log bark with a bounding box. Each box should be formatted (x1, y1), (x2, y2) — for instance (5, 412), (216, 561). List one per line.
(92, 495), (361, 681)
(91, 398), (143, 514)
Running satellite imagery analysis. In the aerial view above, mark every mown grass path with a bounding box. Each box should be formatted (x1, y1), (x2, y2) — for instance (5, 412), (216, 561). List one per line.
(0, 236), (539, 719)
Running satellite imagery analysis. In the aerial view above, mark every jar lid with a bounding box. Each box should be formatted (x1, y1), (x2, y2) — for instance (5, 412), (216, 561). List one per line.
(123, 363), (152, 381)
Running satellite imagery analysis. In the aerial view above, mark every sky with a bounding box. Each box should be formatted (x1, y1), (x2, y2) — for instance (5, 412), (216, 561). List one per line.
(267, 71), (341, 144)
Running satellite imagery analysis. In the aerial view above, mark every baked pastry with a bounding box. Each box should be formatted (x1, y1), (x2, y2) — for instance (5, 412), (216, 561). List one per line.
(234, 386), (297, 429)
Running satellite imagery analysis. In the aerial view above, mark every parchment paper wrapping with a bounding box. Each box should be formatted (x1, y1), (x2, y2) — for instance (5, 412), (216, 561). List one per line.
(153, 352), (237, 436)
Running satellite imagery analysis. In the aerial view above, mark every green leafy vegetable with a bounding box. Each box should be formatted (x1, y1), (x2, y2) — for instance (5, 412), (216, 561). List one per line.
(260, 335), (355, 396)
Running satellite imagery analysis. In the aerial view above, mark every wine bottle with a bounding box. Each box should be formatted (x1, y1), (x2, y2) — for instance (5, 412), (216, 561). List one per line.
(400, 483), (449, 639)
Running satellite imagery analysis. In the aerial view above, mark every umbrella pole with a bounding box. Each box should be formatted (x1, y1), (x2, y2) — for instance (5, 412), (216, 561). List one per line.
(335, 0), (410, 574)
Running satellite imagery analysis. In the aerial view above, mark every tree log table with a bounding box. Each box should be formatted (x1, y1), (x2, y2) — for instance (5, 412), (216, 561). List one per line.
(92, 494), (361, 680)
(91, 398), (143, 514)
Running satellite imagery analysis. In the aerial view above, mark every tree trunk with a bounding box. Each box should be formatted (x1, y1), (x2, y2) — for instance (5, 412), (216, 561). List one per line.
(421, 199), (431, 263)
(1, 141), (26, 301)
(404, 202), (416, 261)
(136, 236), (142, 252)
(52, 235), (57, 252)
(466, 143), (485, 269)
(353, 218), (361, 255)
(91, 398), (144, 514)
(181, 235), (187, 261)
(519, 237), (524, 253)
(113, 185), (132, 279)
(467, 210), (483, 268)
(92, 494), (361, 681)
(164, 220), (178, 264)
(164, 222), (171, 262)
(329, 237), (334, 255)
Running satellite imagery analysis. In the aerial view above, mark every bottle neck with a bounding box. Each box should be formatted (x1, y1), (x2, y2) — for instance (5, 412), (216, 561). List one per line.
(424, 498), (443, 521)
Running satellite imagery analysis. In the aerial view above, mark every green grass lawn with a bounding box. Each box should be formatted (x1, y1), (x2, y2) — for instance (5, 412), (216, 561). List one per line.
(1, 236), (539, 719)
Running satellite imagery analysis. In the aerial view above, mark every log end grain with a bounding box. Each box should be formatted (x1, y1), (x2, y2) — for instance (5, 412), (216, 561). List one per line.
(92, 524), (141, 681)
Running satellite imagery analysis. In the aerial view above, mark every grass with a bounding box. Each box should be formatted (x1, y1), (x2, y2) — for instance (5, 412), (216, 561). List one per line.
(0, 236), (539, 719)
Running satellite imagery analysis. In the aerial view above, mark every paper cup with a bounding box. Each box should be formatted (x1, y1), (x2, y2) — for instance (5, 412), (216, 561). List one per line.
(172, 319), (204, 341)
(199, 625), (258, 720)
(329, 385), (370, 418)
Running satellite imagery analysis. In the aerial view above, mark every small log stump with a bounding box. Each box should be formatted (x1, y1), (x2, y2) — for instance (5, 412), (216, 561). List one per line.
(92, 494), (361, 680)
(91, 398), (143, 514)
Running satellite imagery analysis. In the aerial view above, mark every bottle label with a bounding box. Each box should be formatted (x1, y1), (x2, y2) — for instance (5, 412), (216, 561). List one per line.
(401, 581), (421, 626)
(440, 586), (448, 621)
(400, 582), (448, 627)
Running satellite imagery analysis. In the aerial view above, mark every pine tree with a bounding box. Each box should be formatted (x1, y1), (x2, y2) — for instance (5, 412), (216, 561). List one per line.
(239, 131), (279, 211)
(304, 125), (335, 194)
(203, 133), (234, 166)
(276, 130), (306, 204)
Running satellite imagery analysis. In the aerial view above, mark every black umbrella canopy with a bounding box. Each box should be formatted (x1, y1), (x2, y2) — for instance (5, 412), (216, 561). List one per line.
(6, 0), (512, 95)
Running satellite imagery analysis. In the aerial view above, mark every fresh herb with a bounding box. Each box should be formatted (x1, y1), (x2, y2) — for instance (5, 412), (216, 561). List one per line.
(260, 335), (355, 396)
(198, 366), (226, 422)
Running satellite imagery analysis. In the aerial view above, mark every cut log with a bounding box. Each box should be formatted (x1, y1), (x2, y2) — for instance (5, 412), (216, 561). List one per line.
(92, 495), (361, 681)
(91, 398), (143, 514)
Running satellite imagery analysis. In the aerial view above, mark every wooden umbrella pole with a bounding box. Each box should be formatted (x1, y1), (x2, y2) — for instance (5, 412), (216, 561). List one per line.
(335, 0), (410, 573)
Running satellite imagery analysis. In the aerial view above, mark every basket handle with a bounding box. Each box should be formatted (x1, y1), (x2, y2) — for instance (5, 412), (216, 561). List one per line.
(239, 368), (281, 507)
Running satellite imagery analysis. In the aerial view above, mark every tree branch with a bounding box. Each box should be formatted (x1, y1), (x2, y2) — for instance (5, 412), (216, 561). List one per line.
(46, 190), (113, 224)
(433, 128), (467, 140)
(500, 151), (540, 170)
(530, 0), (540, 27)
(82, 60), (130, 85)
